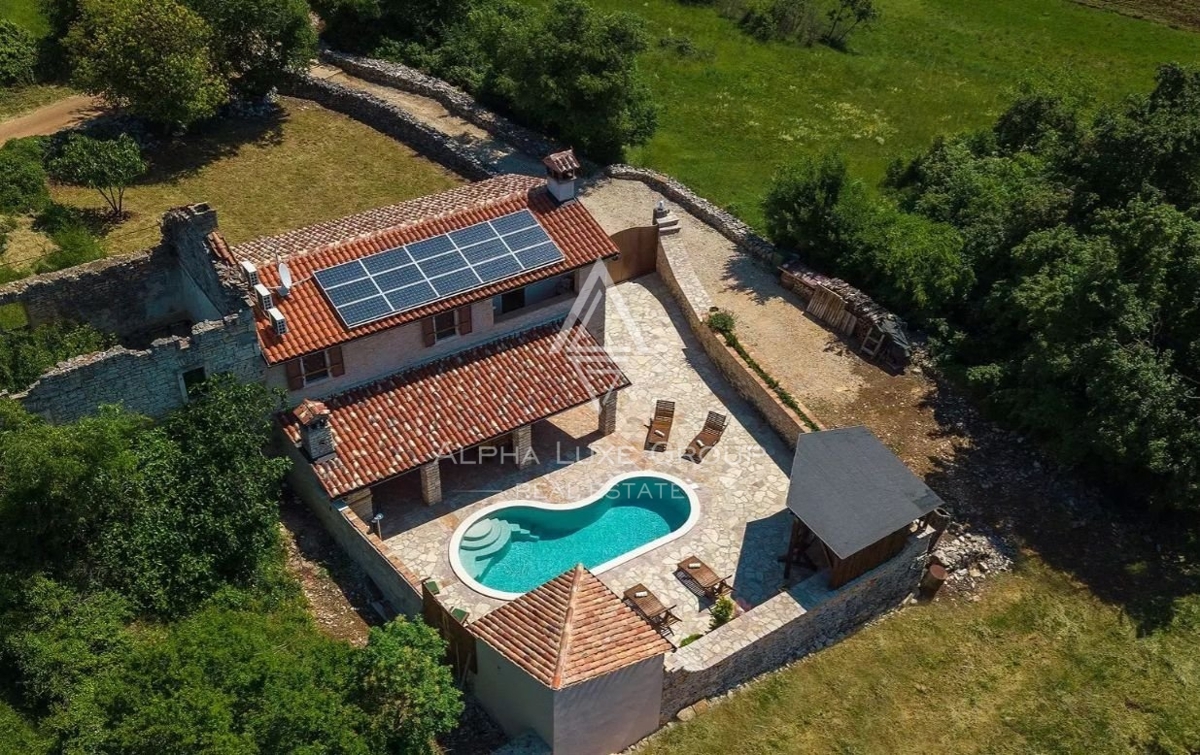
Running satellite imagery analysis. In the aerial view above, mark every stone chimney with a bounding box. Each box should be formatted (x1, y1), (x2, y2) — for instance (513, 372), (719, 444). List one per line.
(294, 399), (335, 461)
(543, 149), (581, 204)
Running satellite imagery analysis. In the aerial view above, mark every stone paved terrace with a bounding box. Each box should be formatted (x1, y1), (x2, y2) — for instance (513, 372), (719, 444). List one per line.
(358, 275), (806, 641)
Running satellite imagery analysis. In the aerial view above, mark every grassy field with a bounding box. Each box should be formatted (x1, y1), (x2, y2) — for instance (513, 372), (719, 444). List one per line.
(0, 0), (48, 35)
(1071, 0), (1200, 31)
(574, 0), (1200, 226)
(40, 97), (463, 257)
(644, 558), (1200, 754)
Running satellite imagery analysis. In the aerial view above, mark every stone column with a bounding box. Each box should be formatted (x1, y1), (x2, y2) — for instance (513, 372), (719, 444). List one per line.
(419, 461), (442, 506)
(513, 424), (534, 469)
(598, 391), (618, 436)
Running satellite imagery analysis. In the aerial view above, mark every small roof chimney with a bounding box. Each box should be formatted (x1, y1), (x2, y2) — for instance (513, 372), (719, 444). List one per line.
(543, 149), (581, 204)
(267, 307), (287, 336)
(294, 399), (335, 461)
(253, 283), (273, 312)
(239, 260), (260, 287)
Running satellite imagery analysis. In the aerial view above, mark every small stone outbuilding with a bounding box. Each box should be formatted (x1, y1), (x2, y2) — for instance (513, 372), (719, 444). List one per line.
(469, 565), (672, 754)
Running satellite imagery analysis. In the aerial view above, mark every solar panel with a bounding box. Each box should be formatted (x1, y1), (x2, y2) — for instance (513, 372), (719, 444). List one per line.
(313, 210), (567, 328)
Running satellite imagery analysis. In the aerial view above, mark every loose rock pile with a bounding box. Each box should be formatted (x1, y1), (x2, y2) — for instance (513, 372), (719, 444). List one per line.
(932, 524), (1015, 594)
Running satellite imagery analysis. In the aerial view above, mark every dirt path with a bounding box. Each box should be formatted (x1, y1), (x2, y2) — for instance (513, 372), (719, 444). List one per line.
(309, 63), (544, 176)
(0, 94), (106, 145)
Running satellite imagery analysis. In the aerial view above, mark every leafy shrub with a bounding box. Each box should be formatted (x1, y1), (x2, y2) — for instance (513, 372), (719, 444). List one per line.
(0, 20), (37, 86)
(0, 139), (49, 215)
(739, 0), (820, 45)
(709, 595), (736, 630)
(679, 633), (703, 647)
(0, 320), (115, 392)
(707, 309), (737, 335)
(35, 225), (106, 273)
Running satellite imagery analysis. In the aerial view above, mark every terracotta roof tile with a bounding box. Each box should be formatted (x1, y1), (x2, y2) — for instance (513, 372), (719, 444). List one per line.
(280, 322), (629, 498)
(229, 175), (618, 364)
(470, 565), (671, 689)
(542, 149), (581, 175)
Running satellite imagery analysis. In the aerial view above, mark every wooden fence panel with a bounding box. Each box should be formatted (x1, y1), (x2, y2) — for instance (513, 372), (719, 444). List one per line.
(806, 285), (857, 336)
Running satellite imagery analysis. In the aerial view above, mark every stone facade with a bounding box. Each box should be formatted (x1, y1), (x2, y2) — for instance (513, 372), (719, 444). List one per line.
(659, 530), (932, 721)
(281, 73), (494, 181)
(318, 49), (563, 166)
(12, 313), (263, 423)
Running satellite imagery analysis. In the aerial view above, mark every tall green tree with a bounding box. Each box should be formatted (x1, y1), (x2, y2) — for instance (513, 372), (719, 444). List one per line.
(184, 0), (316, 98)
(47, 134), (146, 217)
(491, 0), (657, 162)
(66, 0), (228, 126)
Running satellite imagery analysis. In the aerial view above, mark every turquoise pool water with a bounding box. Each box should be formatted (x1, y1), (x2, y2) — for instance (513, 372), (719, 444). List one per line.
(455, 474), (695, 595)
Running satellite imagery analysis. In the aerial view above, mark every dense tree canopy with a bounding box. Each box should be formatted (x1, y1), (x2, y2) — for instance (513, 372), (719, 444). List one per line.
(0, 380), (463, 753)
(317, 0), (658, 162)
(58, 0), (314, 126)
(767, 63), (1200, 514)
(47, 134), (146, 216)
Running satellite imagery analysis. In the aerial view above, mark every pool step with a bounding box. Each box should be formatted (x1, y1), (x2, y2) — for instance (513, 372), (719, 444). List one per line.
(461, 519), (543, 576)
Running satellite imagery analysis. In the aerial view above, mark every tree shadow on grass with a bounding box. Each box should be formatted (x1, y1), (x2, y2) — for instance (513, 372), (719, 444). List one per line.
(915, 374), (1200, 635)
(132, 107), (287, 187)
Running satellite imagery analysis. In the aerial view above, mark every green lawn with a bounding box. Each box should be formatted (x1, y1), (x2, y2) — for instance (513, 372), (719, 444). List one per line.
(578, 0), (1200, 226)
(0, 0), (48, 36)
(644, 558), (1200, 754)
(46, 97), (464, 256)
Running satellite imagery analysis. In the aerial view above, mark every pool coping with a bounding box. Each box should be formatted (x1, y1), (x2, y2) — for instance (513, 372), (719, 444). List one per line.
(448, 470), (702, 601)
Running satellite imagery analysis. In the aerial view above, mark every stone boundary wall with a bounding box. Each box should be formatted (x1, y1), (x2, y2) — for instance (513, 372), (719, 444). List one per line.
(659, 531), (931, 721)
(606, 165), (906, 340)
(0, 247), (186, 340)
(318, 49), (563, 162)
(281, 436), (423, 616)
(281, 73), (494, 181)
(655, 233), (820, 446)
(9, 312), (264, 423)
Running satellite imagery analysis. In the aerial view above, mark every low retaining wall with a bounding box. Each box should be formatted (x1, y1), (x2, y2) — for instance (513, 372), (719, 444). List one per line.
(281, 437), (423, 616)
(660, 530), (931, 721)
(281, 73), (494, 181)
(318, 49), (563, 163)
(655, 232), (819, 446)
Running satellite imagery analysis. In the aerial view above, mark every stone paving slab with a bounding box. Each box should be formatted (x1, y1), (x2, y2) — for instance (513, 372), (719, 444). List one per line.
(374, 275), (797, 641)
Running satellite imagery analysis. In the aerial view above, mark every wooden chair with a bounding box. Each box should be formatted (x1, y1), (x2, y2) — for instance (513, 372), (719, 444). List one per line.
(676, 556), (732, 599)
(682, 411), (728, 463)
(623, 583), (680, 633)
(644, 400), (676, 452)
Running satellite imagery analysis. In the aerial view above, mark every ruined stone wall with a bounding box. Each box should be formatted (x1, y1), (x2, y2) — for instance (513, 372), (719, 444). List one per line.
(11, 312), (264, 423)
(318, 49), (563, 162)
(655, 232), (819, 446)
(281, 73), (493, 181)
(0, 248), (186, 340)
(659, 531), (931, 721)
(281, 435), (423, 616)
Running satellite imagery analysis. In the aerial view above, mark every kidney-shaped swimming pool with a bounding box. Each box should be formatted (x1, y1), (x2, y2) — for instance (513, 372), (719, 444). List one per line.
(449, 472), (700, 599)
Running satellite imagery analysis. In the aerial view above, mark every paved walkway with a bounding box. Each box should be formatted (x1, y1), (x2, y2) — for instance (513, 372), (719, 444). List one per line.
(0, 94), (106, 146)
(362, 276), (799, 641)
(309, 63), (544, 176)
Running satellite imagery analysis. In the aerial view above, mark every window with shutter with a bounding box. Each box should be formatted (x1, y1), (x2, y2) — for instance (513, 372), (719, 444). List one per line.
(328, 345), (345, 377)
(285, 359), (304, 390)
(421, 317), (436, 347)
(456, 305), (473, 335)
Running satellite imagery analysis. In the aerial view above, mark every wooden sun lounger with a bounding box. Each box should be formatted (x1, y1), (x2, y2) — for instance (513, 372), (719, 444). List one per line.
(644, 400), (676, 452)
(623, 583), (680, 632)
(676, 556), (732, 599)
(682, 411), (728, 463)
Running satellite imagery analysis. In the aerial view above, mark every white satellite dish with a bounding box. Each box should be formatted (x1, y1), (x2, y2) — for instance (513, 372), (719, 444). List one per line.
(277, 261), (293, 297)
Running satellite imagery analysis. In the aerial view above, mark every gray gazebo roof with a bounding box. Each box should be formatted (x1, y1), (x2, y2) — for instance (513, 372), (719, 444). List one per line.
(785, 426), (944, 559)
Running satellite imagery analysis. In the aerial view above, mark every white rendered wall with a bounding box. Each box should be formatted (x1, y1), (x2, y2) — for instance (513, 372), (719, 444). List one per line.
(552, 655), (665, 755)
(472, 642), (555, 744)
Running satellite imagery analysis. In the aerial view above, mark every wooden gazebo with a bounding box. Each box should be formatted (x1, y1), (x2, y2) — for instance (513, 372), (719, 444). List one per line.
(783, 426), (944, 588)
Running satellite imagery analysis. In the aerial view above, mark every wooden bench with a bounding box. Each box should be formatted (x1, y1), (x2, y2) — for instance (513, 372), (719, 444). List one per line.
(623, 583), (680, 633)
(644, 400), (676, 452)
(676, 556), (732, 599)
(683, 411), (728, 463)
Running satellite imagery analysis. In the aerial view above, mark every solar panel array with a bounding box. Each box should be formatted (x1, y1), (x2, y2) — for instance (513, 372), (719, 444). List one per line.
(313, 210), (565, 328)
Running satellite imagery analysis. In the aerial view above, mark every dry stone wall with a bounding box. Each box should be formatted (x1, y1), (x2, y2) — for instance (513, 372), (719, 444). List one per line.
(12, 313), (264, 423)
(0, 248), (186, 342)
(318, 49), (563, 162)
(660, 531), (931, 721)
(281, 73), (494, 181)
